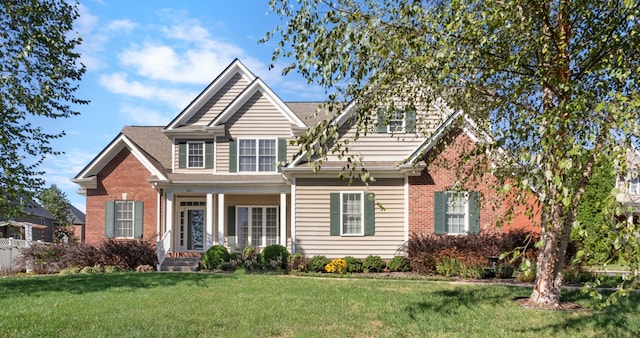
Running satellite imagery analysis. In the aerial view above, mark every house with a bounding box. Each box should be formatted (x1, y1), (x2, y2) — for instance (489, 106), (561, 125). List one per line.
(0, 197), (55, 242)
(72, 59), (536, 269)
(616, 147), (640, 224)
(68, 204), (86, 243)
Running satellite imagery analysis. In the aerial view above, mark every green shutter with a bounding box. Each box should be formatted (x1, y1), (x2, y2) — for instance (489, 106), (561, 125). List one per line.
(377, 110), (387, 133)
(105, 201), (115, 238)
(277, 138), (287, 173)
(229, 139), (237, 173)
(468, 192), (480, 234)
(364, 193), (375, 236)
(329, 193), (340, 236)
(227, 206), (236, 247)
(134, 201), (144, 238)
(406, 110), (417, 133)
(205, 141), (214, 169)
(434, 192), (446, 235)
(178, 142), (186, 168)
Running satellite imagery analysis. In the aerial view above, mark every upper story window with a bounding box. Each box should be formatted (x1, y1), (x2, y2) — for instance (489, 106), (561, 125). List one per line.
(187, 142), (204, 168)
(239, 139), (276, 172)
(177, 141), (213, 170)
(388, 111), (406, 133)
(377, 109), (416, 133)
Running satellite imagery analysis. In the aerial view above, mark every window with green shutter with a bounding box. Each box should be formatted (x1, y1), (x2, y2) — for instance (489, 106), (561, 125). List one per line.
(434, 191), (479, 235)
(178, 140), (214, 169)
(105, 200), (143, 239)
(330, 192), (375, 236)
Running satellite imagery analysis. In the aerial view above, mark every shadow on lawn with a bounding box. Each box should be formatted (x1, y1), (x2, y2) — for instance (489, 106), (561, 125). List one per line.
(0, 272), (236, 298)
(404, 285), (640, 336)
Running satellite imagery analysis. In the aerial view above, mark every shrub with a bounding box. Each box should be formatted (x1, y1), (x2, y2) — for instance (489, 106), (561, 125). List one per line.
(61, 243), (100, 269)
(201, 245), (230, 270)
(409, 252), (436, 274)
(19, 242), (66, 273)
(103, 265), (122, 273)
(387, 256), (411, 272)
(261, 244), (289, 269)
(98, 238), (157, 270)
(362, 255), (386, 273)
(344, 256), (363, 273)
(435, 257), (462, 277)
(241, 247), (263, 271)
(324, 258), (348, 274)
(308, 255), (330, 272)
(287, 253), (308, 272)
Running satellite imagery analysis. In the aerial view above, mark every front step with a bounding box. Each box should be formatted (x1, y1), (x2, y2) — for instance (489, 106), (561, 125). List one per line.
(160, 257), (202, 272)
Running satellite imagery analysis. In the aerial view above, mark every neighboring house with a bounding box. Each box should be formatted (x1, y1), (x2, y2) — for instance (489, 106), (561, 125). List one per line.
(73, 59), (537, 268)
(616, 147), (640, 224)
(68, 204), (86, 243)
(0, 197), (55, 242)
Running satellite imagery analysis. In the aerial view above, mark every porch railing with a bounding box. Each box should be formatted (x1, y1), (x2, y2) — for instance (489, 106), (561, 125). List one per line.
(157, 230), (171, 270)
(0, 238), (28, 248)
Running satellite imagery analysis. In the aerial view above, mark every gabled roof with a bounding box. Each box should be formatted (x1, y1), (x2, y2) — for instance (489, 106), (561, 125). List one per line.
(73, 128), (169, 183)
(165, 59), (257, 130)
(68, 204), (85, 225)
(209, 77), (306, 128)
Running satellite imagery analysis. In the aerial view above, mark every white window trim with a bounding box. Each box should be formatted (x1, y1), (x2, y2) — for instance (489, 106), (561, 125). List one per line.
(387, 111), (406, 134)
(115, 200), (135, 239)
(630, 175), (640, 195)
(445, 191), (469, 235)
(237, 138), (278, 173)
(340, 191), (365, 236)
(186, 141), (205, 169)
(236, 205), (279, 248)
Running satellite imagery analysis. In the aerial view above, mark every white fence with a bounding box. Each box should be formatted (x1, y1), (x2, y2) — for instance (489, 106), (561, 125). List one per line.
(0, 239), (27, 273)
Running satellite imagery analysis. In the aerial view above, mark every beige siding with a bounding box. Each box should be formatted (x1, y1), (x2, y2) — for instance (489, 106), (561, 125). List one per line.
(227, 92), (293, 137)
(294, 177), (406, 258)
(216, 137), (229, 173)
(186, 73), (249, 126)
(323, 109), (447, 163)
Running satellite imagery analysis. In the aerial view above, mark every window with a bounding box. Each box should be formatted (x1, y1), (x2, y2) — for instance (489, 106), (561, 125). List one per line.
(115, 200), (134, 238)
(235, 206), (279, 249)
(342, 192), (363, 235)
(178, 141), (213, 169)
(630, 175), (640, 195)
(187, 142), (204, 168)
(377, 109), (416, 133)
(239, 139), (276, 172)
(445, 192), (467, 234)
(434, 191), (479, 235)
(105, 200), (143, 238)
(388, 111), (406, 133)
(330, 192), (375, 236)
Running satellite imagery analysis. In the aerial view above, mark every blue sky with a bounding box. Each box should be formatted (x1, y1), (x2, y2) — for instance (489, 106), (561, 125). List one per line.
(38, 0), (325, 212)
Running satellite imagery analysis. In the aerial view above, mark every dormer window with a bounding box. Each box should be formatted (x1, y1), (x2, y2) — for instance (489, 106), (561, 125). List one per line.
(630, 175), (640, 195)
(187, 142), (204, 168)
(377, 109), (416, 134)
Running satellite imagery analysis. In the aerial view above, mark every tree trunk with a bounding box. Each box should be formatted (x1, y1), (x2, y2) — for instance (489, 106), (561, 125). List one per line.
(529, 202), (572, 306)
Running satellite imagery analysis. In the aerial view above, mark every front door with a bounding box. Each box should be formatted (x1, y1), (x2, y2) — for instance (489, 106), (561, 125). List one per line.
(178, 201), (206, 252)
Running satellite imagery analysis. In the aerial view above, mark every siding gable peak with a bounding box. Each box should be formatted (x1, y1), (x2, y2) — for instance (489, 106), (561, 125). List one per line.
(209, 77), (306, 129)
(164, 59), (257, 130)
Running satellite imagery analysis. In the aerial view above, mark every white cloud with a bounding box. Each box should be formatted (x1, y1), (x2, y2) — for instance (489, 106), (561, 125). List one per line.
(119, 105), (172, 126)
(106, 19), (138, 32)
(99, 72), (197, 109)
(75, 4), (107, 70)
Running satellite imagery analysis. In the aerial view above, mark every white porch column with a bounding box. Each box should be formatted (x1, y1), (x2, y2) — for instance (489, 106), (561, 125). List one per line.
(280, 192), (287, 247)
(217, 193), (225, 245)
(206, 193), (214, 249)
(165, 191), (173, 246)
(628, 212), (634, 224)
(291, 178), (296, 253)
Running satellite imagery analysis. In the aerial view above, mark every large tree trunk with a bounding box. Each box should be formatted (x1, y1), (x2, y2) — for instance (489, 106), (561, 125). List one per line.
(529, 202), (573, 306)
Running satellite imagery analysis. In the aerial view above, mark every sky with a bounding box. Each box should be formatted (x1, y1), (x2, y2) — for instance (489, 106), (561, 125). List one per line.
(36, 0), (326, 213)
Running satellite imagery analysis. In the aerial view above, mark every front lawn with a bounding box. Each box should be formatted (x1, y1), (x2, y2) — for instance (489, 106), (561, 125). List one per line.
(1, 271), (638, 337)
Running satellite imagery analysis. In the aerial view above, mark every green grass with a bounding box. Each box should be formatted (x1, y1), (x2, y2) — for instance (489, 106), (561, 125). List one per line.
(1, 270), (639, 337)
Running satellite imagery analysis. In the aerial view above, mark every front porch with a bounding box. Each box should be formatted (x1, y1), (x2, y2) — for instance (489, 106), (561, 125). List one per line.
(156, 190), (291, 269)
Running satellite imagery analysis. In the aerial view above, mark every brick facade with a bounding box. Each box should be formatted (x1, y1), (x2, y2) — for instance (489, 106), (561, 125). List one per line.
(84, 148), (157, 244)
(409, 129), (538, 235)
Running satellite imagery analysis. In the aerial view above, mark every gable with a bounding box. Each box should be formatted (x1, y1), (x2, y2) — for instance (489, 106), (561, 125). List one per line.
(226, 91), (297, 137)
(185, 72), (249, 126)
